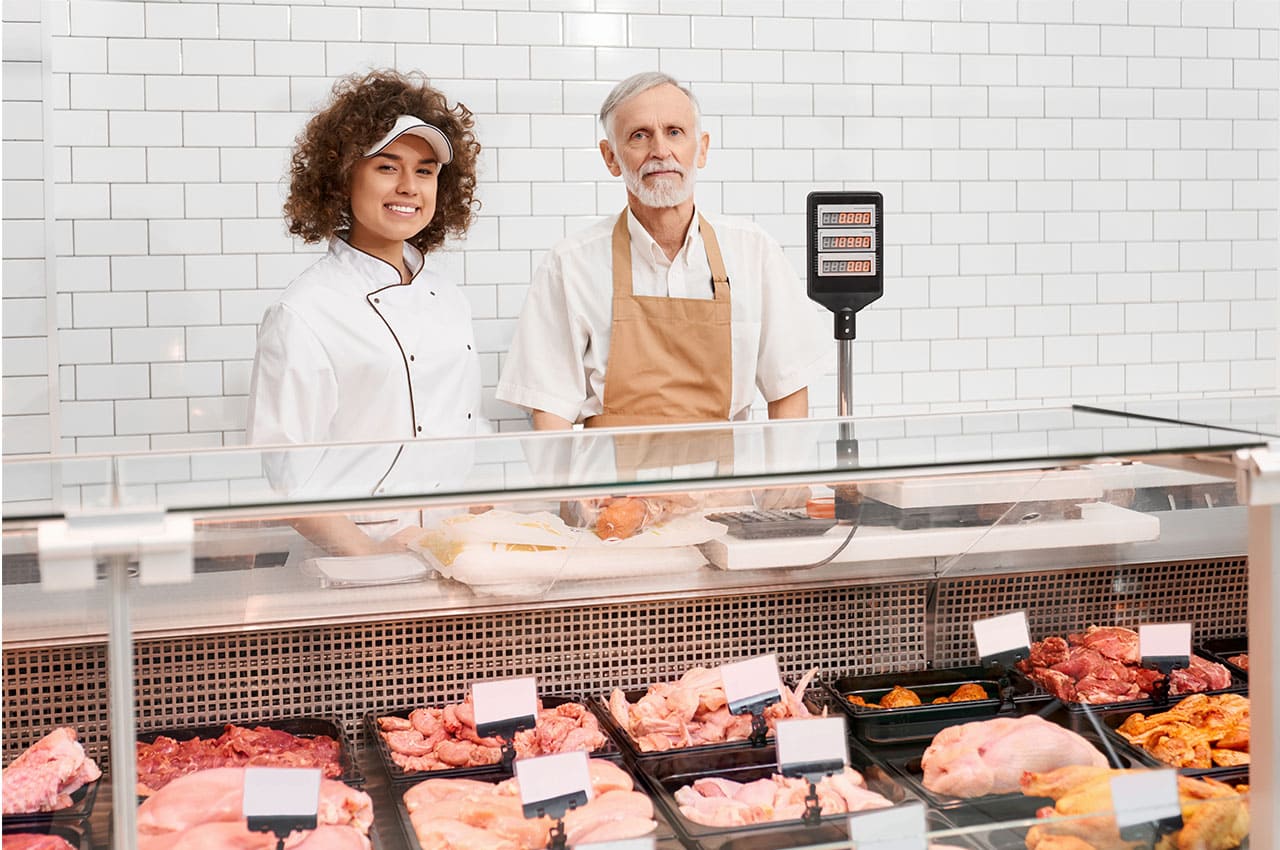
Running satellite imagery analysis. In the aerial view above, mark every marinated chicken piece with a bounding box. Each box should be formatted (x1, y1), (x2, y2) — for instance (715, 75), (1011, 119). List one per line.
(595, 498), (649, 540)
(931, 683), (989, 704)
(1020, 766), (1247, 850)
(1226, 653), (1248, 671)
(879, 685), (922, 708)
(1115, 694), (1249, 769)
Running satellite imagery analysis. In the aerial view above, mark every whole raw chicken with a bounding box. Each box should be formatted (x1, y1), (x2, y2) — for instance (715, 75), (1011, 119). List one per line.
(922, 715), (1106, 797)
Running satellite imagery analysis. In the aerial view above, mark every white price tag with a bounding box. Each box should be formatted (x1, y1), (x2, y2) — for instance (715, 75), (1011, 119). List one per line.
(849, 801), (928, 850)
(776, 717), (848, 780)
(1110, 770), (1182, 839)
(242, 767), (321, 833)
(720, 654), (783, 715)
(473, 676), (539, 739)
(516, 751), (593, 820)
(972, 611), (1031, 666)
(1139, 623), (1192, 668)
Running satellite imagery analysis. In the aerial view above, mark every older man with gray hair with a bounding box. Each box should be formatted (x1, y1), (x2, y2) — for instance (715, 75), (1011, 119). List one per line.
(497, 72), (824, 433)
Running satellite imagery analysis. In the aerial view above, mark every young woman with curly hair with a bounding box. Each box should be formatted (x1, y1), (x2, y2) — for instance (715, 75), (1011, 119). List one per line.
(247, 70), (484, 558)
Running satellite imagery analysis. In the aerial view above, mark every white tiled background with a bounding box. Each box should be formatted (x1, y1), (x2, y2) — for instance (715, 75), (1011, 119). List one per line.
(2, 0), (1277, 455)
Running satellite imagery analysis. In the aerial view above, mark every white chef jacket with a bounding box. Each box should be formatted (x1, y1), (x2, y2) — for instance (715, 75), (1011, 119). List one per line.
(247, 235), (482, 507)
(496, 207), (826, 424)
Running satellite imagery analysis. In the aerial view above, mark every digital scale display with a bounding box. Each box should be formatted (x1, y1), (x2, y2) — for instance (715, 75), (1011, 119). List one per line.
(806, 191), (884, 320)
(821, 257), (874, 275)
(819, 232), (874, 251)
(820, 209), (874, 227)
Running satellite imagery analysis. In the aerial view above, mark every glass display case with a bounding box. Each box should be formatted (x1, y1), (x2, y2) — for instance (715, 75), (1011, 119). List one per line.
(2, 406), (1271, 850)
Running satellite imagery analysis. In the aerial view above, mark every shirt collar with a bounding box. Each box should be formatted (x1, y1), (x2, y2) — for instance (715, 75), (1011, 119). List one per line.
(625, 206), (703, 269)
(329, 232), (426, 290)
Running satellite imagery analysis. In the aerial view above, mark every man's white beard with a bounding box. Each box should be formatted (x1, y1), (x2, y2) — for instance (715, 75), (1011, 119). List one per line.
(621, 156), (696, 208)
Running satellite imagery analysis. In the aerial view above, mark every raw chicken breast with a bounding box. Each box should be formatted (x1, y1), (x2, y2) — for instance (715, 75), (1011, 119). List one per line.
(921, 715), (1107, 798)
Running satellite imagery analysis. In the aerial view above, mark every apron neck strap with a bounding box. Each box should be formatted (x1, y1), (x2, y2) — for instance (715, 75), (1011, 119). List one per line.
(612, 209), (731, 298)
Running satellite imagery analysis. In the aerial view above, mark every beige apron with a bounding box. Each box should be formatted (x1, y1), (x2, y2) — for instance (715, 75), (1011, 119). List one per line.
(585, 210), (735, 477)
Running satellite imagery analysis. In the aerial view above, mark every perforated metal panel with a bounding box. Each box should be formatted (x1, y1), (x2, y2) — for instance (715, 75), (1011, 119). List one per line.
(2, 559), (1250, 768)
(931, 557), (1249, 665)
(2, 582), (928, 766)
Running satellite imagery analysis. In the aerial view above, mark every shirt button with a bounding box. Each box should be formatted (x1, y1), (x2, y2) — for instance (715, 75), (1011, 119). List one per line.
(467, 413), (472, 419)
(373, 297), (380, 303)
(417, 426), (422, 432)
(431, 291), (436, 296)
(409, 354), (415, 361)
(466, 344), (472, 350)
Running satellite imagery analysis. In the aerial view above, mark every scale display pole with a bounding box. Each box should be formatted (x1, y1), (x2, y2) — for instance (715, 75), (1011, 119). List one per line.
(806, 191), (884, 473)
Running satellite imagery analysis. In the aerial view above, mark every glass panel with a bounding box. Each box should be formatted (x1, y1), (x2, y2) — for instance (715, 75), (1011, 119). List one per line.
(1077, 395), (1280, 438)
(1, 408), (1264, 522)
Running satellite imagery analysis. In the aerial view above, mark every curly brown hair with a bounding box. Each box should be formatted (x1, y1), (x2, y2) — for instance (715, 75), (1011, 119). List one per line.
(285, 69), (480, 254)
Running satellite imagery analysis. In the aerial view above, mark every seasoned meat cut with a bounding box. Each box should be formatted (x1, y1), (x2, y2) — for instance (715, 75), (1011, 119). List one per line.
(136, 724), (343, 796)
(1017, 626), (1231, 705)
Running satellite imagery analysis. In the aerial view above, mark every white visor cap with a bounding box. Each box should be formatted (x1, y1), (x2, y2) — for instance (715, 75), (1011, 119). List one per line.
(364, 114), (454, 165)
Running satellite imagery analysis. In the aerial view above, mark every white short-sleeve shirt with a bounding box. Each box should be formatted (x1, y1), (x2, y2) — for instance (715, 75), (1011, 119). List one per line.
(496, 208), (826, 424)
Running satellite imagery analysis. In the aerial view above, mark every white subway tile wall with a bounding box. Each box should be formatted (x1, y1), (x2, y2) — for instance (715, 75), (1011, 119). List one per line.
(1, 1), (1276, 454)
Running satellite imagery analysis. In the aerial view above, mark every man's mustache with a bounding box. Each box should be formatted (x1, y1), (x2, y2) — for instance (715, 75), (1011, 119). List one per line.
(639, 158), (686, 177)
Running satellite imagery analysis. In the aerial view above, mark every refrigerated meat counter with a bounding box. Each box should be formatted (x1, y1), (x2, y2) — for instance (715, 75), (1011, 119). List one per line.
(2, 405), (1276, 850)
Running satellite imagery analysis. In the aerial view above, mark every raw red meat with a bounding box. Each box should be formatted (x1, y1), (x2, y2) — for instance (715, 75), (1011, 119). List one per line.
(136, 725), (342, 796)
(1017, 626), (1231, 705)
(2, 728), (102, 814)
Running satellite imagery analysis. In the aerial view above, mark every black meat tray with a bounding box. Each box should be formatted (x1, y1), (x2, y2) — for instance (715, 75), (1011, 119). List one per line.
(824, 666), (1043, 745)
(1198, 637), (1249, 680)
(1010, 648), (1246, 714)
(368, 695), (622, 785)
(1, 819), (92, 850)
(1093, 701), (1252, 779)
(392, 759), (676, 850)
(866, 707), (1134, 828)
(594, 679), (822, 762)
(135, 716), (363, 793)
(634, 741), (913, 850)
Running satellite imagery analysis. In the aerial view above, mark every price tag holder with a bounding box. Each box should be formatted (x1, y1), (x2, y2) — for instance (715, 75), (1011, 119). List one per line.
(720, 654), (783, 716)
(848, 801), (928, 850)
(516, 751), (592, 820)
(573, 838), (656, 850)
(473, 676), (539, 740)
(243, 767), (321, 837)
(1111, 770), (1182, 841)
(1139, 623), (1192, 673)
(776, 717), (848, 782)
(973, 611), (1031, 670)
